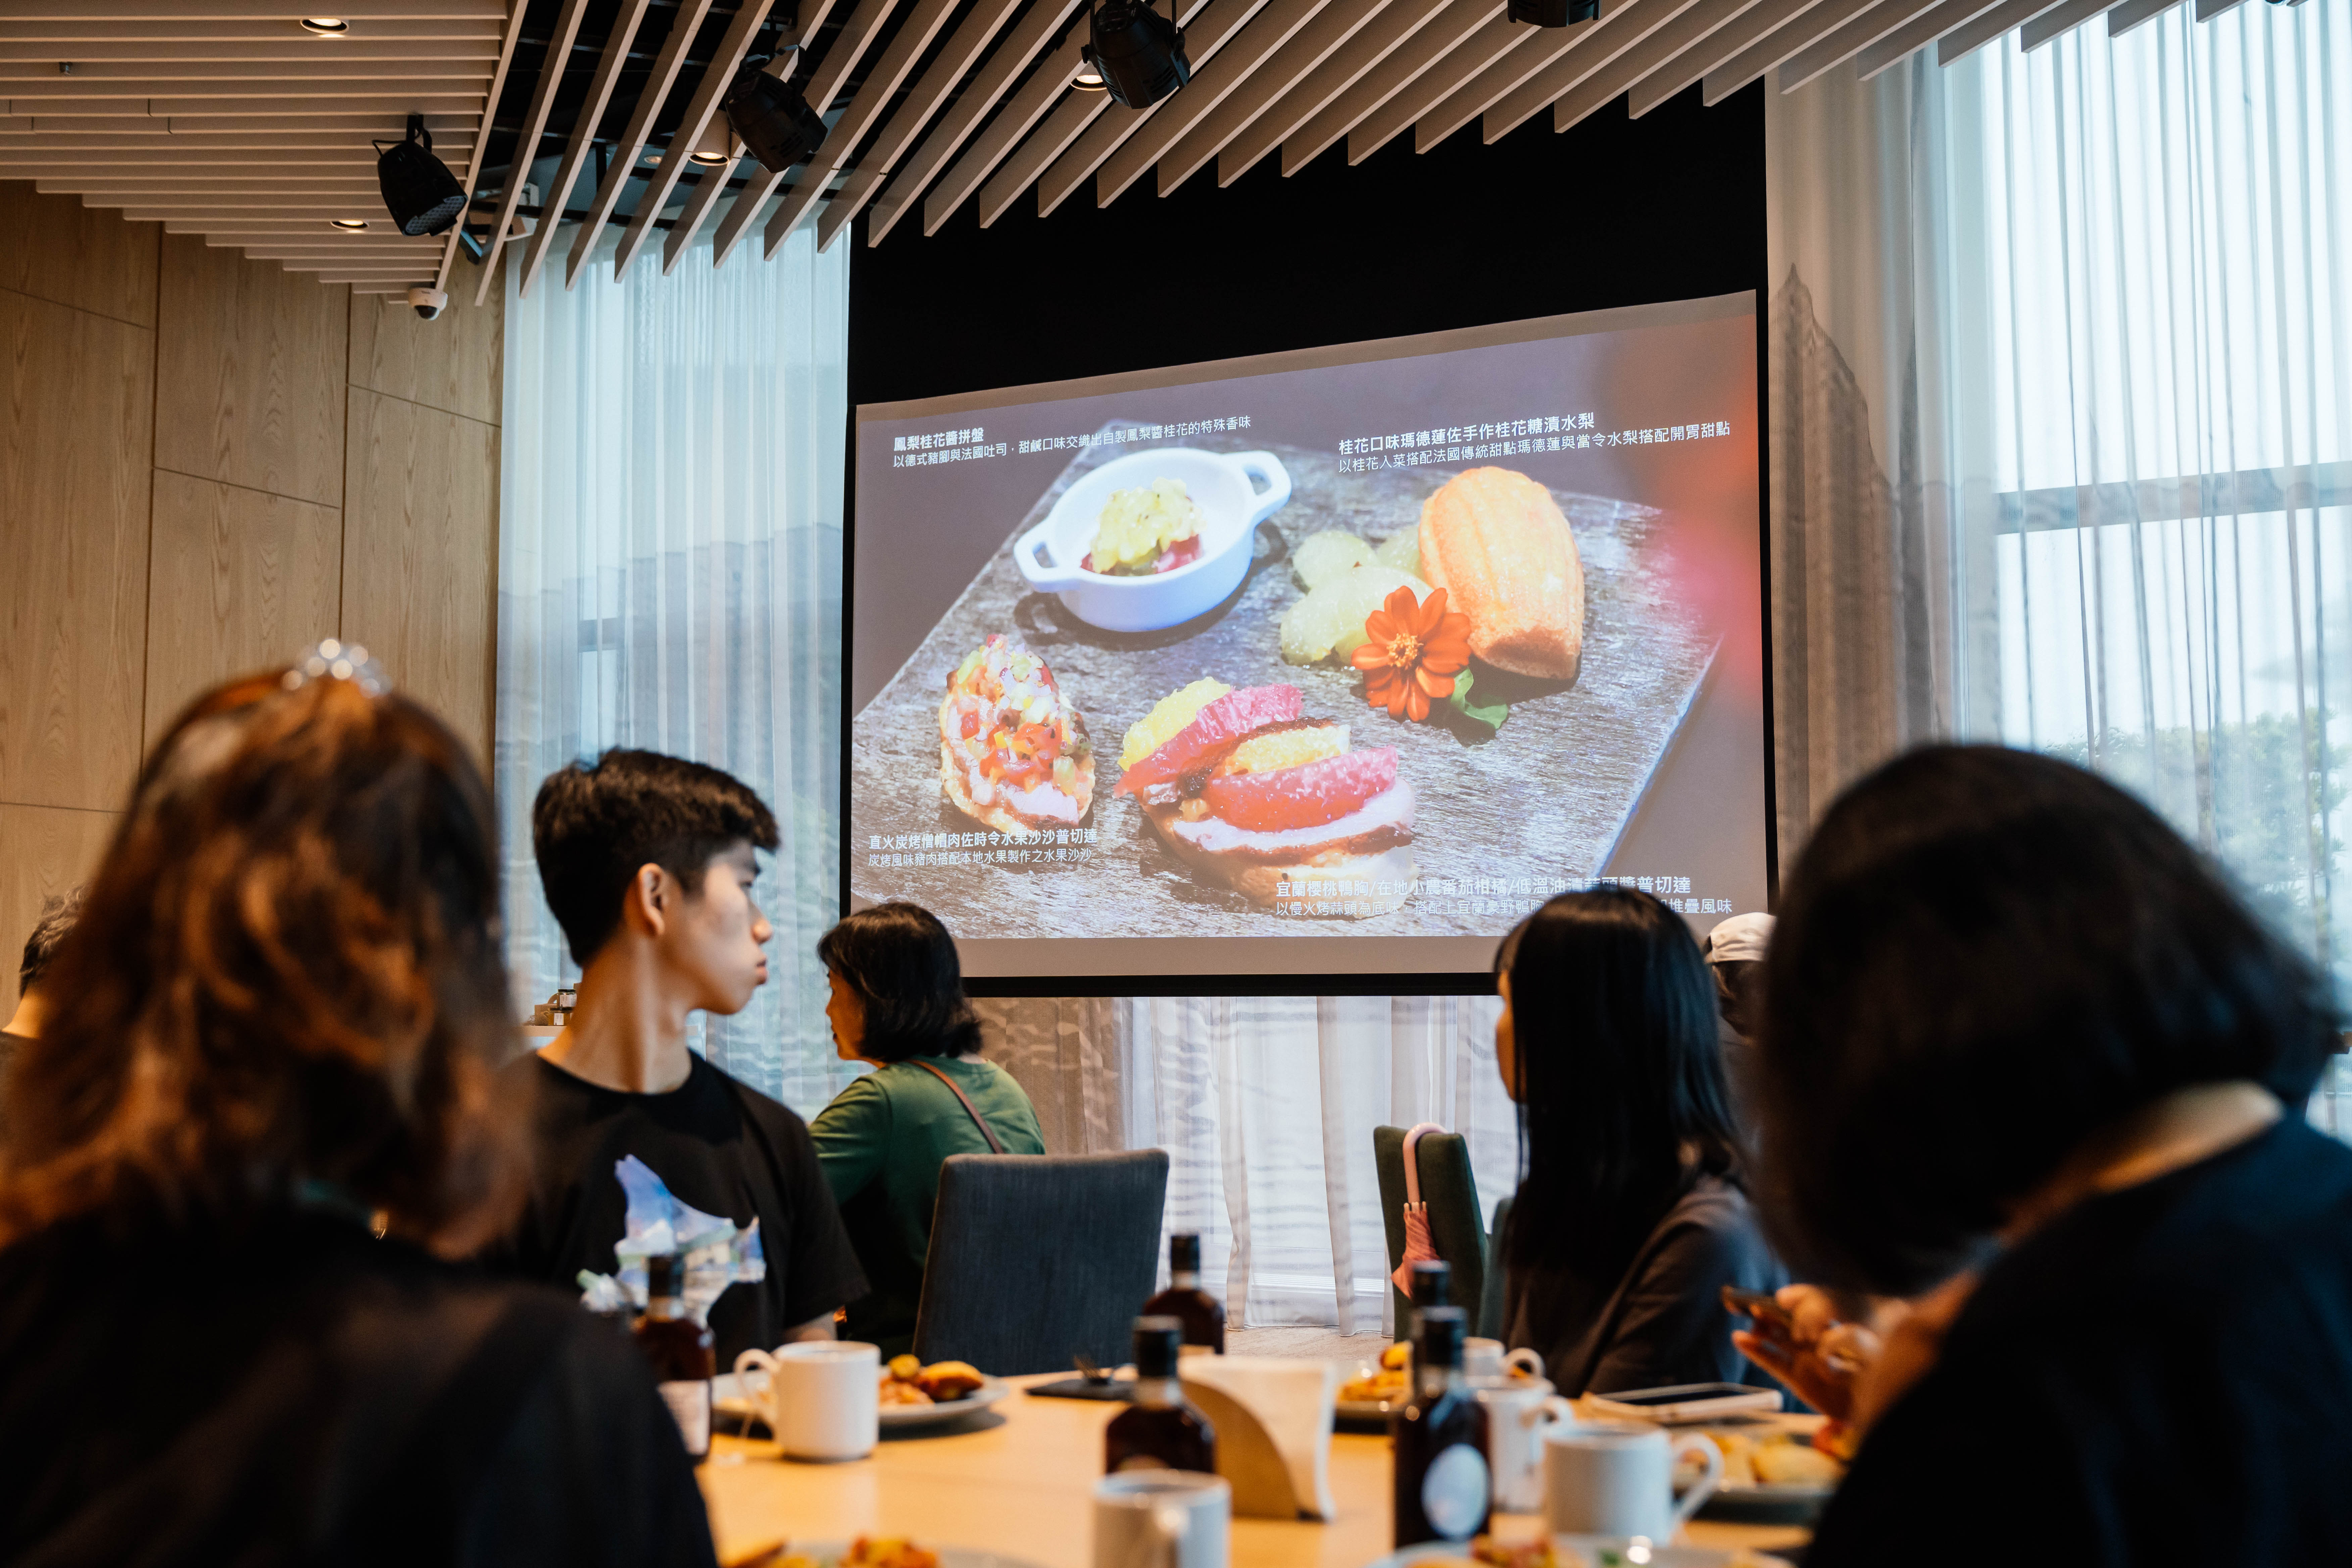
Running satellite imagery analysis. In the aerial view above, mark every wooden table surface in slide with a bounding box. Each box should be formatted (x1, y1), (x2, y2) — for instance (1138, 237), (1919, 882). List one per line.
(697, 1375), (1811, 1567)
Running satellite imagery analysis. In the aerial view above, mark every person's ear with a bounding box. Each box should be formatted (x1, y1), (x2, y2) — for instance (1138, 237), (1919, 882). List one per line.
(622, 863), (672, 938)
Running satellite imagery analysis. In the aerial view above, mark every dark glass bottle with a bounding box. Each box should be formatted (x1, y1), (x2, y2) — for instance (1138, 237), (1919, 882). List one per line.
(633, 1252), (715, 1464)
(1406, 1259), (1451, 1359)
(1105, 1317), (1217, 1474)
(1142, 1233), (1227, 1353)
(1393, 1306), (1492, 1548)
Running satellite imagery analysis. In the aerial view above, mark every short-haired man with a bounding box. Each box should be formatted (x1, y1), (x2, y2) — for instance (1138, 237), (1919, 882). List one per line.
(2, 888), (83, 1126)
(500, 750), (865, 1366)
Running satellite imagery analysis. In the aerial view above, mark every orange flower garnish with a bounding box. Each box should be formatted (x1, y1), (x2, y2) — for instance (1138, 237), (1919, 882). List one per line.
(1351, 585), (1472, 722)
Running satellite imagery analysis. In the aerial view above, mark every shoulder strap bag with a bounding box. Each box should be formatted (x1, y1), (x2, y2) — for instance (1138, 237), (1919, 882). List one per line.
(910, 1058), (1008, 1154)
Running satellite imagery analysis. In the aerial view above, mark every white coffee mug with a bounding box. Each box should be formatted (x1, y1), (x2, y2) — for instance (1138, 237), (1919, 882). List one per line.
(1473, 1383), (1568, 1514)
(732, 1340), (880, 1462)
(1542, 1420), (1721, 1539)
(1464, 1338), (1547, 1383)
(1092, 1469), (1229, 1568)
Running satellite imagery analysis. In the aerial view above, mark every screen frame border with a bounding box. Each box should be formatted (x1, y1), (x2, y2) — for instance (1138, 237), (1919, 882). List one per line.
(839, 291), (1775, 998)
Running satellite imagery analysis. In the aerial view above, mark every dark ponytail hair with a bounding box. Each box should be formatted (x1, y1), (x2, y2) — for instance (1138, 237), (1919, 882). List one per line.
(1501, 888), (1744, 1283)
(816, 902), (982, 1062)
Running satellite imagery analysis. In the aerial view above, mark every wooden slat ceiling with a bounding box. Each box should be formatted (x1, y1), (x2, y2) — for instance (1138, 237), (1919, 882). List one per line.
(5, 0), (2278, 299)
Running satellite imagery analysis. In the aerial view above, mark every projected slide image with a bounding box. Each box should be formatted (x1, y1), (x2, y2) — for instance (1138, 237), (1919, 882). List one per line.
(850, 296), (1765, 978)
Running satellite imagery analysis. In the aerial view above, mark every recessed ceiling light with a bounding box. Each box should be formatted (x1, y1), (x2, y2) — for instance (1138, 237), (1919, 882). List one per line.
(299, 17), (351, 36)
(328, 218), (369, 231)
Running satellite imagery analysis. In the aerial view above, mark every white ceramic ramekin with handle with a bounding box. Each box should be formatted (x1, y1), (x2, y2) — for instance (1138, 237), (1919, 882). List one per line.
(1013, 446), (1292, 633)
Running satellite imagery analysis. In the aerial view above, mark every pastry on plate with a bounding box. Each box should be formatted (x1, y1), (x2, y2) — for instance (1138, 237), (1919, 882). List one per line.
(1116, 680), (1415, 912)
(1418, 467), (1585, 680)
(938, 635), (1095, 836)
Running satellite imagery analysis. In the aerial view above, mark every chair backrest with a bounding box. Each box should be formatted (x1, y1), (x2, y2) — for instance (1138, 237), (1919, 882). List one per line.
(912, 1148), (1171, 1376)
(1373, 1125), (1486, 1329)
(1478, 1195), (1512, 1341)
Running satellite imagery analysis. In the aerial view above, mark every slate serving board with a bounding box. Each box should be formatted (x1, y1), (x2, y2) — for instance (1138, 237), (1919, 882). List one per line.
(851, 426), (1716, 939)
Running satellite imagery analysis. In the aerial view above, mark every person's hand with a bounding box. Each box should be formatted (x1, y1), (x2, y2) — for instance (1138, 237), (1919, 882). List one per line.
(1733, 1284), (1878, 1422)
(1844, 1270), (1976, 1435)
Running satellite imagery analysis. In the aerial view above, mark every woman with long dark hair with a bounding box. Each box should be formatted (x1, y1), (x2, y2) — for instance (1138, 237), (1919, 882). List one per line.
(1752, 746), (2352, 1564)
(811, 902), (1044, 1356)
(1498, 887), (1785, 1394)
(0, 655), (715, 1568)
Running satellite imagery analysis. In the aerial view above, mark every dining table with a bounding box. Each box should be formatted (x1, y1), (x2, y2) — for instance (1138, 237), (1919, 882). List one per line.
(697, 1373), (1816, 1567)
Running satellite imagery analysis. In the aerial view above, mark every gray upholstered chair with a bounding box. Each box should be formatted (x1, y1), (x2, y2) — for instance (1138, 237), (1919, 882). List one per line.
(1374, 1125), (1489, 1328)
(911, 1148), (1171, 1376)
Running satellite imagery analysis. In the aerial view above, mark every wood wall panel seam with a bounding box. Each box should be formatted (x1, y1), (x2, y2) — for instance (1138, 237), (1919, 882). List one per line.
(0, 278), (155, 335)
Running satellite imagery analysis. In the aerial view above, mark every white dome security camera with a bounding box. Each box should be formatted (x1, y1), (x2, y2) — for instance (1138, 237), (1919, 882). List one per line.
(407, 285), (448, 321)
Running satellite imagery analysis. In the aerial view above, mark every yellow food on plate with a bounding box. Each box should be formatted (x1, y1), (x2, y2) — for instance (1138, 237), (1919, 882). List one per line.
(1293, 529), (1376, 590)
(1418, 466), (1585, 680)
(842, 1540), (942, 1568)
(1338, 1339), (1415, 1403)
(1215, 724), (1349, 777)
(1122, 678), (1232, 769)
(1470, 1538), (1568, 1567)
(914, 1360), (986, 1401)
(1277, 564), (1432, 664)
(1753, 1440), (1845, 1485)
(1374, 526), (1424, 575)
(886, 1353), (921, 1381)
(1337, 1366), (1407, 1404)
(1088, 478), (1205, 574)
(1707, 1425), (1848, 1489)
(877, 1378), (933, 1407)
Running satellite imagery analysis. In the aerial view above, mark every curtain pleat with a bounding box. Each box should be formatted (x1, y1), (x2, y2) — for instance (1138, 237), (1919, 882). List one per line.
(495, 227), (853, 1115)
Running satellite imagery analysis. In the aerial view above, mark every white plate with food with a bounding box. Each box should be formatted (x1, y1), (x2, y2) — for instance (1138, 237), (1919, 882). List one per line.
(722, 1537), (1047, 1568)
(1687, 1422), (1845, 1517)
(1358, 1538), (1791, 1568)
(1012, 446), (1291, 632)
(715, 1357), (1013, 1432)
(1336, 1344), (1411, 1421)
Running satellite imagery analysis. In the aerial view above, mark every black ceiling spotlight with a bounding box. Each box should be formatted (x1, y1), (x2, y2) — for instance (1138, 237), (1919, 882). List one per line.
(723, 51), (828, 175)
(1083, 0), (1190, 110)
(374, 113), (467, 236)
(1508, 0), (1600, 23)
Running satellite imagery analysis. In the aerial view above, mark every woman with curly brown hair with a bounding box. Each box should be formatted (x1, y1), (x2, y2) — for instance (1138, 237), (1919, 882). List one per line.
(0, 649), (717, 1568)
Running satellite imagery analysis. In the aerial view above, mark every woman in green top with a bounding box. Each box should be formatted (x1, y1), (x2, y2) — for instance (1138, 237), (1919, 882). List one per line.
(811, 903), (1045, 1356)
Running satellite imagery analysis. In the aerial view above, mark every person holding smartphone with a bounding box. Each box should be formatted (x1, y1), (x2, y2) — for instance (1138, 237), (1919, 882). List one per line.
(1493, 889), (1787, 1396)
(1750, 746), (2352, 1564)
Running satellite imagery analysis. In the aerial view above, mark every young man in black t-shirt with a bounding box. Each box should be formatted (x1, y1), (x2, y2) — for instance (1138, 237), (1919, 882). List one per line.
(494, 750), (866, 1366)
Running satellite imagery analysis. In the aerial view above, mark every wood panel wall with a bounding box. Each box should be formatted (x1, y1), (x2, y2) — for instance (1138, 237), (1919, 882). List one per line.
(0, 182), (502, 1009)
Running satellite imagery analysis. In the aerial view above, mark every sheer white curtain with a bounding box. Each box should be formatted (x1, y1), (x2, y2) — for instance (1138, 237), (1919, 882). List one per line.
(1970, 4), (2350, 982)
(976, 993), (1518, 1334)
(1769, 0), (2352, 1126)
(496, 228), (854, 1112)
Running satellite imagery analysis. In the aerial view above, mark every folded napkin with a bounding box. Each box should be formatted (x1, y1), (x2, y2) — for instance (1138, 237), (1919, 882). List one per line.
(1178, 1357), (1339, 1521)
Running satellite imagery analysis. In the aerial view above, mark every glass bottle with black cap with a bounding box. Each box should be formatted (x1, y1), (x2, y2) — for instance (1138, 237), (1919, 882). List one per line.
(1143, 1233), (1226, 1353)
(1105, 1316), (1217, 1474)
(632, 1252), (715, 1465)
(1393, 1305), (1491, 1548)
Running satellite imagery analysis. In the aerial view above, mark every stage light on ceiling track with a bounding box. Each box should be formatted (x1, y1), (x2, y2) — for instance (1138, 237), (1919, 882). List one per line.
(328, 217), (369, 231)
(299, 17), (350, 35)
(688, 115), (735, 166)
(1507, 0), (1598, 22)
(1083, 0), (1190, 110)
(722, 51), (827, 176)
(374, 112), (467, 236)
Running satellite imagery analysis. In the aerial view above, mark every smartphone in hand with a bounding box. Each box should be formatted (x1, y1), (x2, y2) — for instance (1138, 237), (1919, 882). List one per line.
(1721, 1284), (1796, 1343)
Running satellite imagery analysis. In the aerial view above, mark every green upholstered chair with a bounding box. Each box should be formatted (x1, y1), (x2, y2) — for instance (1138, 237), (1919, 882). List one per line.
(1374, 1125), (1488, 1330)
